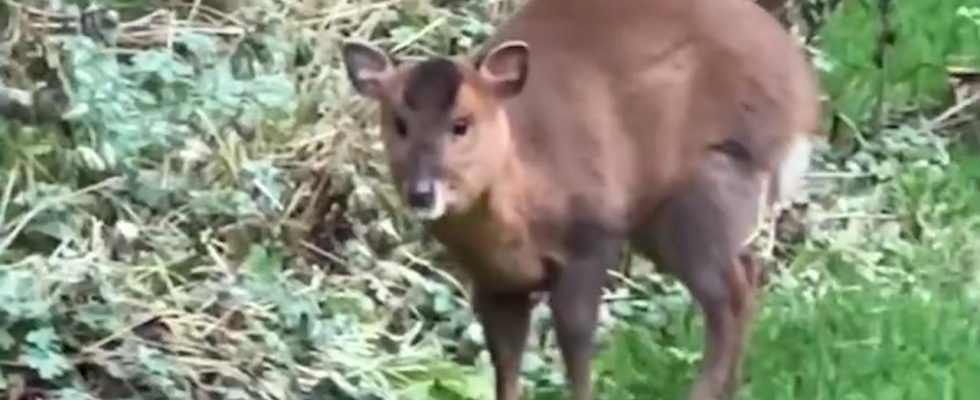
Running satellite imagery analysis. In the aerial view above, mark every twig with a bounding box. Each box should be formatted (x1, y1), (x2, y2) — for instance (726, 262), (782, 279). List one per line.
(79, 312), (179, 354)
(298, 1), (398, 26)
(805, 171), (875, 179)
(198, 306), (241, 340)
(166, 2), (245, 27)
(398, 247), (469, 298)
(0, 167), (18, 240)
(923, 92), (980, 132)
(188, 0), (203, 23)
(606, 269), (648, 294)
(19, 5), (247, 50)
(118, 9), (171, 30)
(7, 2), (57, 18)
(122, 25), (245, 38)
(300, 239), (347, 266)
(390, 16), (447, 54)
(0, 177), (123, 257)
(166, 8), (175, 50)
(205, 242), (236, 280)
(812, 212), (896, 221)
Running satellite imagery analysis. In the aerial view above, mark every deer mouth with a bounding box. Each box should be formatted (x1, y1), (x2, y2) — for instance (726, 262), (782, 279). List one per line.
(405, 179), (451, 221)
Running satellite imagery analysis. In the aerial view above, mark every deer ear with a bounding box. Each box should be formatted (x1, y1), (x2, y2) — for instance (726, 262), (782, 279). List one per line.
(341, 39), (395, 100)
(477, 40), (529, 99)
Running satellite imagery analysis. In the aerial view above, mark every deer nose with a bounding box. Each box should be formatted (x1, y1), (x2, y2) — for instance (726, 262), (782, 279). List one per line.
(406, 180), (435, 209)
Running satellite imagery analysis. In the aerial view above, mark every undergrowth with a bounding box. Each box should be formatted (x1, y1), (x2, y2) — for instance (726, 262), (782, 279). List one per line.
(1, 0), (979, 399)
(566, 129), (980, 399)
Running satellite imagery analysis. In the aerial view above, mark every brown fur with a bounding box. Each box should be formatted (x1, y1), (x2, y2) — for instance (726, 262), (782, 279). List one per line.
(341, 0), (822, 398)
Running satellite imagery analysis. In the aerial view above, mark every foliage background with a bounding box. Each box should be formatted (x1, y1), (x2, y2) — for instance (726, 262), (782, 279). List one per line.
(0, 0), (979, 399)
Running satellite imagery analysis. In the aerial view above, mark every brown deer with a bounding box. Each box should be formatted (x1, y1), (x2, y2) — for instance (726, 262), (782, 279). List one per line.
(339, 0), (821, 398)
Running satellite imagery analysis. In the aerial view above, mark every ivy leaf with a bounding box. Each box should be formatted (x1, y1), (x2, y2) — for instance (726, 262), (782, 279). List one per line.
(131, 51), (194, 84)
(0, 329), (15, 350)
(250, 74), (296, 115)
(136, 346), (177, 376)
(20, 328), (72, 379)
(51, 388), (92, 400)
(61, 103), (90, 121)
(176, 32), (219, 64)
(20, 345), (71, 380)
(433, 291), (454, 315)
(243, 244), (282, 283)
(426, 379), (471, 400)
(76, 304), (126, 332)
(225, 388), (251, 400)
(25, 327), (60, 350)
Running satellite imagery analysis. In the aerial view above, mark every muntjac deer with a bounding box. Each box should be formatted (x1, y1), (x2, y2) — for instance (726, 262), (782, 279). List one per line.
(339, 0), (821, 398)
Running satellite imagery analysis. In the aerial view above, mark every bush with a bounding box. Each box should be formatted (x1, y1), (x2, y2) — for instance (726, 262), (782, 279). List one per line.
(2, 0), (979, 399)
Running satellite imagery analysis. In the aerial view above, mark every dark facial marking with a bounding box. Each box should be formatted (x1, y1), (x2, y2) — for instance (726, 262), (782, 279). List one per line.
(403, 58), (463, 114)
(709, 139), (752, 165)
(394, 115), (408, 137)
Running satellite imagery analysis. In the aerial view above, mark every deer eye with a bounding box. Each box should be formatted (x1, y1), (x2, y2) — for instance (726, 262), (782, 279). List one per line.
(451, 118), (470, 137)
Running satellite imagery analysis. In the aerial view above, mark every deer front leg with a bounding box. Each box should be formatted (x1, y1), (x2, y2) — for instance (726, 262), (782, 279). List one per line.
(549, 225), (623, 400)
(473, 289), (534, 400)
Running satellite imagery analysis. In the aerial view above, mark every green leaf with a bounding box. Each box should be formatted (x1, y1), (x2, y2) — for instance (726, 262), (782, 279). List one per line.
(243, 244), (282, 282)
(224, 388), (251, 400)
(135, 346), (176, 376)
(25, 327), (60, 350)
(177, 32), (219, 62)
(61, 103), (90, 120)
(0, 329), (14, 350)
(52, 388), (93, 400)
(20, 345), (71, 380)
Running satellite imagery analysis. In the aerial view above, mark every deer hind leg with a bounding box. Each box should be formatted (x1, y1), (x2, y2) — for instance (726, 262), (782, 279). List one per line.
(632, 150), (766, 400)
(473, 289), (534, 400)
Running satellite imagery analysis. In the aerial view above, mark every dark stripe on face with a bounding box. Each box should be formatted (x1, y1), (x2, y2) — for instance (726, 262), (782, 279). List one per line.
(403, 58), (463, 113)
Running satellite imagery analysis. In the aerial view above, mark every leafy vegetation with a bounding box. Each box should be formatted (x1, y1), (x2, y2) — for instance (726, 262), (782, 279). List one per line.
(1, 0), (978, 399)
(581, 129), (980, 400)
(818, 0), (980, 130)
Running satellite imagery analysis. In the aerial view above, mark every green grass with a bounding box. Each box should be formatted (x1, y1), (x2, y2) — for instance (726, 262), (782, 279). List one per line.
(4, 1), (980, 399)
(590, 286), (980, 400)
(530, 142), (980, 400)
